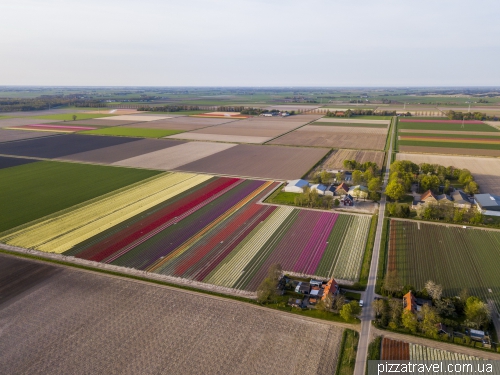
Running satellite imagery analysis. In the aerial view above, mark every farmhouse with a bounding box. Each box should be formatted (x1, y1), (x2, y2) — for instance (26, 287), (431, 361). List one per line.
(335, 182), (350, 196)
(321, 278), (339, 300)
(450, 190), (472, 208)
(348, 185), (369, 199)
(341, 194), (354, 206)
(284, 179), (310, 193)
(420, 190), (453, 205)
(402, 291), (432, 314)
(474, 193), (500, 216)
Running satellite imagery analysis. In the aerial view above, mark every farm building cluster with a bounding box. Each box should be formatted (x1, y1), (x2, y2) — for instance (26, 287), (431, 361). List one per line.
(287, 278), (339, 309)
(414, 189), (500, 217)
(283, 179), (369, 206)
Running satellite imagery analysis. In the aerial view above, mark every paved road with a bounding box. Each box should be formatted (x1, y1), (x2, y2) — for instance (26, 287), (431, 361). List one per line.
(353, 116), (396, 375)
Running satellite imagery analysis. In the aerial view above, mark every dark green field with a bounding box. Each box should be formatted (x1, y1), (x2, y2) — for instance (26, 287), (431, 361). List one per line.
(80, 127), (184, 138)
(29, 113), (116, 121)
(398, 121), (498, 132)
(0, 161), (161, 233)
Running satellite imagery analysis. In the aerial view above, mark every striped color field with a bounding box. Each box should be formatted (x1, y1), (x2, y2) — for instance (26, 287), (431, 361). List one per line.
(1, 174), (371, 291)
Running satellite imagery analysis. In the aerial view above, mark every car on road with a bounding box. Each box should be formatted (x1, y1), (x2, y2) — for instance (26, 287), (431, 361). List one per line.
(359, 300), (363, 307)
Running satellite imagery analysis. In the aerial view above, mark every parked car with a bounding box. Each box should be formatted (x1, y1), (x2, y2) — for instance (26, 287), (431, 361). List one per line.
(359, 300), (364, 307)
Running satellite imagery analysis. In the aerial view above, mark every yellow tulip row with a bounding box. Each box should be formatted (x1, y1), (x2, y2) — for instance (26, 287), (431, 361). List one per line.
(1, 172), (211, 253)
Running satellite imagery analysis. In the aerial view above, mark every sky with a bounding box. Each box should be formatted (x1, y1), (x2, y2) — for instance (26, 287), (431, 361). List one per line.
(1, 0), (499, 86)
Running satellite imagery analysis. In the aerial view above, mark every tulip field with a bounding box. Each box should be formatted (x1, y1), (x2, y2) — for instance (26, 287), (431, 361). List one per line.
(387, 220), (500, 310)
(1, 171), (372, 291)
(381, 338), (486, 361)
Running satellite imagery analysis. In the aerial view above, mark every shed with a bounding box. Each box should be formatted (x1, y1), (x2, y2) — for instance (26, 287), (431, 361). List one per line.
(311, 184), (327, 195)
(475, 194), (500, 213)
(451, 190), (471, 208)
(348, 185), (369, 199)
(342, 194), (354, 206)
(283, 179), (310, 194)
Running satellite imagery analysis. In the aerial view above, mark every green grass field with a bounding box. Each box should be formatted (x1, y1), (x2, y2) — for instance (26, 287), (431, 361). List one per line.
(398, 140), (500, 150)
(264, 189), (298, 205)
(80, 127), (184, 138)
(28, 113), (116, 121)
(398, 121), (498, 132)
(0, 161), (161, 233)
(314, 122), (387, 128)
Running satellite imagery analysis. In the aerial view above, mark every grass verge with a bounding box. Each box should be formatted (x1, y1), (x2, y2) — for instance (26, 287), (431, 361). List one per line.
(336, 329), (359, 375)
(358, 214), (377, 288)
(375, 218), (389, 295)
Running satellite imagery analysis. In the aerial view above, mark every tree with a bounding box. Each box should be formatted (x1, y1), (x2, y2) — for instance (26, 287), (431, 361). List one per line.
(364, 167), (374, 182)
(465, 181), (480, 194)
(332, 294), (346, 312)
(385, 181), (407, 201)
(383, 270), (402, 296)
(334, 198), (340, 207)
(368, 177), (382, 193)
(340, 301), (361, 321)
(352, 170), (364, 185)
(425, 280), (443, 300)
(420, 304), (440, 338)
(335, 172), (344, 182)
(340, 303), (353, 321)
(369, 191), (381, 202)
(388, 298), (403, 327)
(324, 195), (333, 209)
(402, 310), (418, 333)
(316, 294), (333, 312)
(420, 175), (440, 192)
(267, 263), (282, 282)
(372, 299), (385, 318)
(320, 170), (332, 185)
(256, 277), (276, 303)
(465, 297), (491, 329)
(434, 298), (457, 318)
(72, 114), (77, 121)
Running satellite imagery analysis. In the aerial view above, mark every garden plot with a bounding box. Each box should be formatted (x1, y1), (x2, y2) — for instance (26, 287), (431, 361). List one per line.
(0, 129), (63, 143)
(60, 138), (185, 164)
(113, 141), (237, 170)
(175, 144), (330, 180)
(0, 118), (57, 128)
(0, 134), (139, 158)
(0, 254), (343, 375)
(124, 116), (239, 130)
(320, 149), (385, 170)
(397, 153), (500, 195)
(269, 125), (387, 150)
(95, 114), (171, 122)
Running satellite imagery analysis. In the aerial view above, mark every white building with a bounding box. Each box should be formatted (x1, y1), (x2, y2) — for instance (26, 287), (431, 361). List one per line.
(283, 179), (310, 193)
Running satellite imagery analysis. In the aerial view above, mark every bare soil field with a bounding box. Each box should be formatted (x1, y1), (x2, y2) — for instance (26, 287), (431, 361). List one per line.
(60, 119), (141, 126)
(0, 134), (138, 158)
(0, 254), (343, 375)
(0, 118), (58, 128)
(397, 152), (500, 195)
(86, 109), (139, 115)
(269, 125), (387, 150)
(398, 145), (500, 157)
(399, 129), (500, 136)
(321, 149), (385, 170)
(168, 132), (270, 144)
(0, 129), (64, 143)
(312, 118), (390, 125)
(126, 117), (238, 131)
(60, 139), (186, 164)
(175, 144), (330, 180)
(97, 115), (171, 122)
(113, 141), (237, 170)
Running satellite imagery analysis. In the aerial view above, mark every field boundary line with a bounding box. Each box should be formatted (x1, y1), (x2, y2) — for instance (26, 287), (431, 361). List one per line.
(389, 217), (500, 233)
